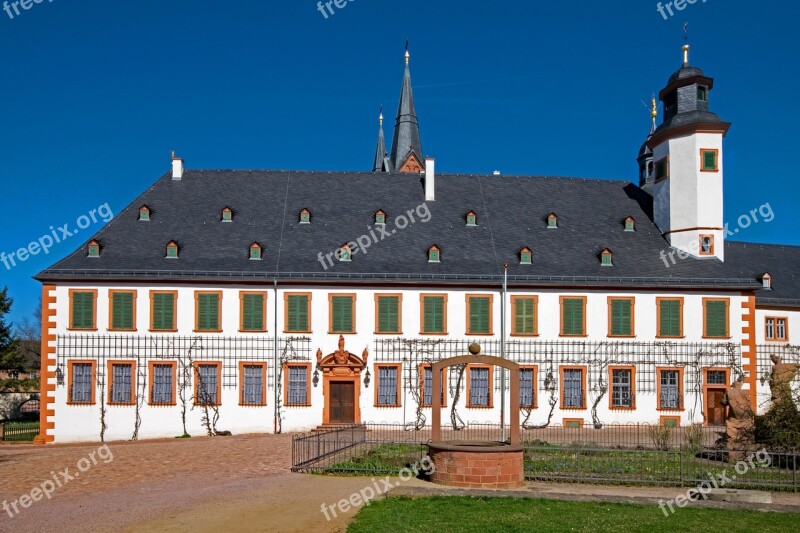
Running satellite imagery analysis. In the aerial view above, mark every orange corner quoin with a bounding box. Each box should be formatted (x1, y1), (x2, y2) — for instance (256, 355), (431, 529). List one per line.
(34, 285), (57, 445)
(742, 294), (758, 412)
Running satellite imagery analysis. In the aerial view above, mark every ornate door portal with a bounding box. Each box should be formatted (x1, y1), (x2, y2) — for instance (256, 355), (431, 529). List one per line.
(317, 336), (368, 426)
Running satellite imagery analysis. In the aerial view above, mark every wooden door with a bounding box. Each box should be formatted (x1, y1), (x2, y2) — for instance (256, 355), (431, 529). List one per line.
(706, 389), (727, 426)
(330, 382), (355, 424)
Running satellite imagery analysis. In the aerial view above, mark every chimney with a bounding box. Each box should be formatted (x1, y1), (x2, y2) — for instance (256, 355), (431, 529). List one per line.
(425, 157), (435, 202)
(171, 151), (184, 180)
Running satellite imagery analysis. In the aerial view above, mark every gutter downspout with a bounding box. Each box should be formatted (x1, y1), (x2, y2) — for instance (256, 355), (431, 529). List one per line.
(500, 263), (508, 442)
(273, 278), (279, 434)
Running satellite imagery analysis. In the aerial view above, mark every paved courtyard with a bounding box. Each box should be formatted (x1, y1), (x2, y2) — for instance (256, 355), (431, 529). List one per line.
(4, 433), (800, 532)
(0, 434), (372, 532)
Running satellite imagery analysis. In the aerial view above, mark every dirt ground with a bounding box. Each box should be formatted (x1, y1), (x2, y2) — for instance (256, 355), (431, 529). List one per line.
(0, 434), (379, 533)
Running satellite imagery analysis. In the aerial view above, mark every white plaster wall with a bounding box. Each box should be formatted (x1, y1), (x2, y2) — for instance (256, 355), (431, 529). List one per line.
(653, 133), (725, 261)
(753, 307), (800, 414)
(48, 284), (749, 441)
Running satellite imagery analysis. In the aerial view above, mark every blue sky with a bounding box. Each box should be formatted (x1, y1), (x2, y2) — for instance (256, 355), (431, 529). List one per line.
(1, 0), (798, 325)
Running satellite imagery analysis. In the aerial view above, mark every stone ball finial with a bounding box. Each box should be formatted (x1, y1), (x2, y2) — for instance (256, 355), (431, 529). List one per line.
(468, 343), (481, 355)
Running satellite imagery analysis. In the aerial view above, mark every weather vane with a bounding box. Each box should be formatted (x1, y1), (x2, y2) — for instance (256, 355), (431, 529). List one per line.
(684, 21), (689, 44)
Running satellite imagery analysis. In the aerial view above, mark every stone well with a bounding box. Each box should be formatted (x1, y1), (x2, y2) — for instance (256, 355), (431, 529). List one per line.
(427, 347), (525, 489)
(428, 441), (524, 489)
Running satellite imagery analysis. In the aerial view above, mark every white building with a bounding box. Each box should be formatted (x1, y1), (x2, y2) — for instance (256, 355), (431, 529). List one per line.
(34, 46), (800, 443)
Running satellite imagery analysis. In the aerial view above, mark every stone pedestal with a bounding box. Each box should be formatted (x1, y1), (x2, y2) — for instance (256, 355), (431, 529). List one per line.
(428, 442), (524, 489)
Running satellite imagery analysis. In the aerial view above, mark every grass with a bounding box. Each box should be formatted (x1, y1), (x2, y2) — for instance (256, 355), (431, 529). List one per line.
(2, 420), (39, 442)
(524, 446), (796, 488)
(328, 444), (428, 475)
(347, 496), (800, 532)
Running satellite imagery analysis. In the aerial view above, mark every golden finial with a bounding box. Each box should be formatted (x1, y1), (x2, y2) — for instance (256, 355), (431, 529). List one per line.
(379, 106), (384, 126)
(682, 21), (690, 65)
(405, 40), (410, 65)
(651, 96), (658, 127)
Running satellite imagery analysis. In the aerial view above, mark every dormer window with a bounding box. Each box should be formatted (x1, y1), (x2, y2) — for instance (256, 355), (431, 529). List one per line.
(375, 210), (386, 225)
(139, 206), (151, 221)
(697, 86), (708, 102)
(600, 249), (613, 267)
(221, 207), (233, 222)
(250, 242), (262, 260)
(699, 235), (714, 256)
(547, 213), (558, 229)
(624, 217), (636, 232)
(428, 245), (441, 263)
(466, 211), (477, 227)
(166, 241), (179, 259)
(87, 240), (100, 258)
(299, 209), (311, 224)
(761, 273), (772, 290)
(338, 244), (352, 262)
(520, 247), (533, 265)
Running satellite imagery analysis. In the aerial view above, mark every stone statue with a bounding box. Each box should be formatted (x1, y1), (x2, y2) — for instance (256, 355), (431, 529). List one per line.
(333, 335), (349, 365)
(769, 355), (800, 402)
(722, 381), (755, 461)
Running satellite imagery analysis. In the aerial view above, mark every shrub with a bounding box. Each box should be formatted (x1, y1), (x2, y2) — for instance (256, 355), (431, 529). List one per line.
(684, 423), (705, 454)
(648, 425), (672, 451)
(755, 393), (800, 451)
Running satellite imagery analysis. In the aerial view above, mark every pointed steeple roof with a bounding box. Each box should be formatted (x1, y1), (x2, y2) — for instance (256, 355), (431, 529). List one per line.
(373, 108), (388, 172)
(389, 46), (424, 173)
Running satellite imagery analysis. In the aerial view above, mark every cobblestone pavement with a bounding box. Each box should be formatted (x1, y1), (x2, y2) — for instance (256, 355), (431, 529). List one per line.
(0, 434), (369, 532)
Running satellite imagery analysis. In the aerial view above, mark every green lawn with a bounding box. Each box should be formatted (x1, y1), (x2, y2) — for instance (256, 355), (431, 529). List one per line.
(347, 496), (798, 532)
(328, 444), (428, 474)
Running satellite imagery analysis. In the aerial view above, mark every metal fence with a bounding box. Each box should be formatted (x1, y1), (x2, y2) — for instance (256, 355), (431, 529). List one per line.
(1, 421), (40, 442)
(291, 422), (799, 491)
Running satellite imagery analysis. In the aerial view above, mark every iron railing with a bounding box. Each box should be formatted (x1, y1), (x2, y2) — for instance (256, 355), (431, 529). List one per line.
(1, 421), (40, 442)
(291, 422), (799, 491)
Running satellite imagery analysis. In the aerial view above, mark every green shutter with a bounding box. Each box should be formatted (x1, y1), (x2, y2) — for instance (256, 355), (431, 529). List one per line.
(514, 298), (535, 335)
(331, 296), (353, 333)
(197, 294), (219, 331)
(469, 297), (490, 334)
(703, 150), (717, 170)
(562, 298), (584, 336)
(378, 296), (399, 333)
(71, 292), (94, 329)
(424, 296), (444, 333)
(706, 301), (728, 337)
(288, 295), (309, 332)
(153, 293), (175, 331)
(112, 292), (134, 330)
(659, 300), (681, 337)
(242, 294), (264, 331)
(610, 299), (632, 336)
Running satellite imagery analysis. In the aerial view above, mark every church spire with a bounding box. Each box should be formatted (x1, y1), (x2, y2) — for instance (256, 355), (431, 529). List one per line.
(373, 107), (388, 172)
(389, 44), (424, 173)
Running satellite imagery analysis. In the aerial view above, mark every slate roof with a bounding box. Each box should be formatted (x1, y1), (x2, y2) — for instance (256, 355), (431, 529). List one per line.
(37, 169), (773, 292)
(723, 242), (800, 307)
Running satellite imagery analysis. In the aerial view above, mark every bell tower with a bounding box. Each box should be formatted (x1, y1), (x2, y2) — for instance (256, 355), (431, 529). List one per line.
(648, 43), (731, 260)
